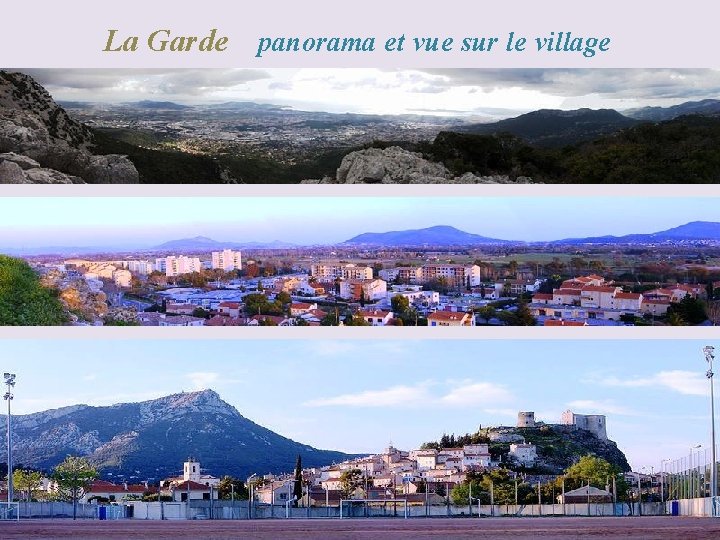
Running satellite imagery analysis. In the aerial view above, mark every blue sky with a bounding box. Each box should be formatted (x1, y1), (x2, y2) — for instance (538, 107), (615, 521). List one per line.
(2, 339), (716, 472)
(0, 197), (719, 248)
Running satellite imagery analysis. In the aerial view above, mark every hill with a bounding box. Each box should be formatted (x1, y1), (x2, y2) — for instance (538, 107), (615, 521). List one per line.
(624, 99), (720, 122)
(6, 389), (352, 481)
(555, 221), (720, 244)
(423, 423), (630, 474)
(455, 108), (639, 147)
(345, 225), (509, 246)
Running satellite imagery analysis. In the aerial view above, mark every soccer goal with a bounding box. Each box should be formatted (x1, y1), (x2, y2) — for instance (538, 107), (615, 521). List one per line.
(339, 499), (408, 519)
(0, 502), (20, 520)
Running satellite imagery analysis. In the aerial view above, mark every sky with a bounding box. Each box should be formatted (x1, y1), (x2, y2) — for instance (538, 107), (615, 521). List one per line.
(0, 196), (719, 250)
(17, 68), (720, 117)
(1, 339), (717, 472)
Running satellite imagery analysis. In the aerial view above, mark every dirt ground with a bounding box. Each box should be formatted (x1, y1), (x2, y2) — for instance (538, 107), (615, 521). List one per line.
(1, 516), (719, 539)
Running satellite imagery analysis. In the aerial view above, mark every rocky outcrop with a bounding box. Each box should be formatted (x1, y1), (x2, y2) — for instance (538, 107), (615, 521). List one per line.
(302, 146), (534, 184)
(0, 71), (139, 184)
(0, 152), (82, 183)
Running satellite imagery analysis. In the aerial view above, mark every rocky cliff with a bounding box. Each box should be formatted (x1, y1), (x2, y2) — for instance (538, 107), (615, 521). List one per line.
(302, 146), (535, 184)
(2, 389), (352, 481)
(0, 71), (138, 184)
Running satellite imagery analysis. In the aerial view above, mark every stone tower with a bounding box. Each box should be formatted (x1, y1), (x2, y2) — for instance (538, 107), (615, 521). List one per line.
(517, 411), (536, 428)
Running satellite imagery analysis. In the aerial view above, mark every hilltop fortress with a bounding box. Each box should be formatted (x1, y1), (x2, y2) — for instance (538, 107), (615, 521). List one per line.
(516, 410), (608, 440)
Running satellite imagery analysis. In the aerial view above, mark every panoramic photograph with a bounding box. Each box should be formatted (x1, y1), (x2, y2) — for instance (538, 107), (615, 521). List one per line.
(0, 339), (718, 534)
(0, 196), (719, 327)
(2, 68), (720, 184)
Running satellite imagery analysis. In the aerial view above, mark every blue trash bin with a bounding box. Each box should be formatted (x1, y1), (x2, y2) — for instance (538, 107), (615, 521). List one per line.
(99, 506), (107, 520)
(671, 501), (679, 516)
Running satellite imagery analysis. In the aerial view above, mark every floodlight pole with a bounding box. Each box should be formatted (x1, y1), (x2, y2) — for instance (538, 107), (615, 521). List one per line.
(705, 346), (717, 516)
(3, 373), (16, 504)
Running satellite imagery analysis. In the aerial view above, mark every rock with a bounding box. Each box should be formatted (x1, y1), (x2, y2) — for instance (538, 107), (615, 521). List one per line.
(303, 146), (536, 184)
(84, 154), (139, 184)
(0, 71), (139, 184)
(25, 168), (82, 184)
(336, 146), (450, 184)
(0, 160), (28, 183)
(0, 151), (40, 169)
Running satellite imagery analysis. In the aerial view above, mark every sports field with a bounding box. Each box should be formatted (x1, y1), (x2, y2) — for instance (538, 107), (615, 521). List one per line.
(0, 517), (718, 539)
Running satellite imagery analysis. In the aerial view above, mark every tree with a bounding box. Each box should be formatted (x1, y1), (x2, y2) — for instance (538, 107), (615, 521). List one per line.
(52, 456), (98, 519)
(514, 299), (537, 326)
(217, 475), (248, 500)
(293, 455), (303, 505)
(276, 291), (292, 306)
(563, 455), (627, 497)
(13, 469), (42, 502)
(477, 305), (497, 324)
(321, 311), (339, 326)
(391, 294), (410, 315)
(340, 468), (364, 498)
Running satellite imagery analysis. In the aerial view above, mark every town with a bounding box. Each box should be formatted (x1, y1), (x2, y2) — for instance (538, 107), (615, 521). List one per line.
(0, 409), (701, 520)
(10, 241), (719, 327)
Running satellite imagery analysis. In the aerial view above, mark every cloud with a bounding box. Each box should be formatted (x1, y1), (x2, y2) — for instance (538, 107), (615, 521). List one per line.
(21, 68), (272, 97)
(186, 371), (220, 390)
(414, 68), (720, 101)
(599, 370), (708, 396)
(439, 382), (514, 406)
(305, 380), (513, 408)
(566, 399), (638, 416)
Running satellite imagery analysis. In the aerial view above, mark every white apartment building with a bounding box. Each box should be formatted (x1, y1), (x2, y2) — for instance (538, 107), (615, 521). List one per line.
(310, 263), (373, 280)
(211, 249), (242, 272)
(508, 443), (537, 466)
(112, 269), (132, 288)
(164, 256), (203, 277)
(126, 260), (155, 276)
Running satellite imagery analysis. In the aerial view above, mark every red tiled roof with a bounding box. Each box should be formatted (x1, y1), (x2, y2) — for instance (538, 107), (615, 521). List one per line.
(614, 292), (642, 300)
(428, 311), (469, 321)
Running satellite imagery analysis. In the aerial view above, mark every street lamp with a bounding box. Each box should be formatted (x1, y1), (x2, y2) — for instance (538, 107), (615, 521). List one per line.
(3, 373), (15, 504)
(705, 345), (717, 515)
(246, 473), (257, 520)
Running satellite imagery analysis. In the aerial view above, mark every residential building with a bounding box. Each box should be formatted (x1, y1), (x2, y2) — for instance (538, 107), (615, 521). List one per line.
(311, 263), (373, 280)
(358, 309), (394, 326)
(421, 264), (481, 288)
(427, 311), (475, 327)
(339, 278), (387, 302)
(508, 443), (537, 466)
(211, 249), (242, 272)
(164, 256), (203, 277)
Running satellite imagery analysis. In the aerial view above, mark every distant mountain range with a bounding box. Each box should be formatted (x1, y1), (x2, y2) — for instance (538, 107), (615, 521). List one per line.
(554, 221), (720, 245)
(624, 99), (720, 122)
(153, 236), (297, 251)
(3, 222), (720, 257)
(6, 389), (352, 481)
(344, 225), (510, 246)
(454, 108), (639, 147)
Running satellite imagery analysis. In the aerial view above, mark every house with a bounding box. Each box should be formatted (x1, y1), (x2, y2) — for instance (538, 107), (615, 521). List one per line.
(290, 302), (318, 316)
(204, 314), (248, 326)
(81, 480), (150, 503)
(218, 301), (242, 317)
(427, 311), (474, 327)
(166, 302), (197, 315)
(248, 314), (292, 326)
(358, 309), (394, 326)
(339, 279), (387, 302)
(158, 315), (205, 326)
(255, 479), (296, 504)
(161, 458), (220, 501)
(508, 443), (537, 466)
